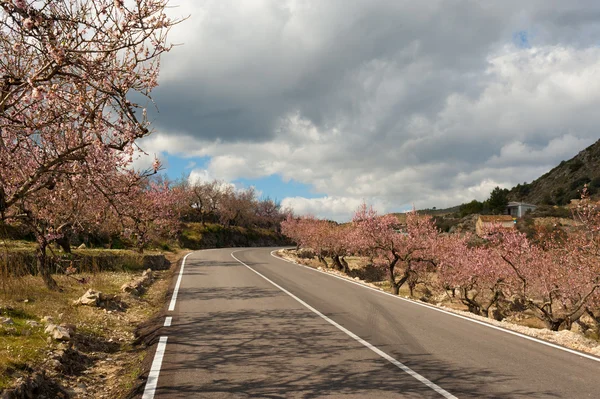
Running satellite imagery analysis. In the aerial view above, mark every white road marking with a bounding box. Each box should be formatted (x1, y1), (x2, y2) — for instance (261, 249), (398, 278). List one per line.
(232, 251), (457, 399)
(270, 250), (600, 364)
(164, 317), (172, 327)
(141, 336), (168, 399)
(168, 252), (194, 311)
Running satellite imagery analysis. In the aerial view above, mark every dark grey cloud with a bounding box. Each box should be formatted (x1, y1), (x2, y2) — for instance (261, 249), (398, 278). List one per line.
(141, 0), (600, 219)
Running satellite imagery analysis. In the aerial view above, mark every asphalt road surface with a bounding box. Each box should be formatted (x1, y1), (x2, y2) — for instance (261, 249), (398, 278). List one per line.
(145, 247), (600, 398)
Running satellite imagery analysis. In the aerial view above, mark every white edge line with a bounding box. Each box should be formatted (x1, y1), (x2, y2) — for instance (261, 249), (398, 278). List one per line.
(231, 251), (457, 399)
(141, 336), (168, 399)
(168, 252), (194, 311)
(164, 316), (172, 327)
(270, 249), (600, 364)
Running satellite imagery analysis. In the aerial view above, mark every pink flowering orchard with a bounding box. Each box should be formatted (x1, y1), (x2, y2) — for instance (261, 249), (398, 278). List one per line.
(281, 196), (600, 331)
(0, 0), (179, 288)
(352, 204), (439, 295)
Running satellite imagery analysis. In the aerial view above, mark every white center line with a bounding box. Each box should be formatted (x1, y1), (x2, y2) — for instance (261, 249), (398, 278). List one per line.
(168, 252), (193, 311)
(231, 251), (457, 399)
(141, 336), (168, 399)
(164, 317), (172, 327)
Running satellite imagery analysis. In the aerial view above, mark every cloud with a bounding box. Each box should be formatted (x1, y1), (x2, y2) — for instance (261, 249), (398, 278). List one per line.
(144, 0), (600, 220)
(281, 196), (387, 222)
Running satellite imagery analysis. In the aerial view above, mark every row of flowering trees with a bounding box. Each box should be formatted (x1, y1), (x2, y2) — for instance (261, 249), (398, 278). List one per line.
(281, 192), (600, 332)
(0, 0), (182, 289)
(179, 179), (291, 230)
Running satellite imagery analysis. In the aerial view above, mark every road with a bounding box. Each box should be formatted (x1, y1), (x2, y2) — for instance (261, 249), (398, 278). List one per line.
(144, 247), (600, 398)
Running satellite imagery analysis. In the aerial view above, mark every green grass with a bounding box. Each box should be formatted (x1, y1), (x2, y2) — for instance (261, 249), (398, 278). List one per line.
(0, 308), (48, 390)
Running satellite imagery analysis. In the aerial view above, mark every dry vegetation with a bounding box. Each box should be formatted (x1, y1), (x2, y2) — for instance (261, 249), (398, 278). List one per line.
(0, 247), (184, 398)
(277, 249), (600, 357)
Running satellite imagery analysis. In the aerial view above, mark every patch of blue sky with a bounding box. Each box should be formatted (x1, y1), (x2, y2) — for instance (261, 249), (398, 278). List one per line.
(234, 175), (323, 202)
(161, 154), (210, 180)
(513, 30), (531, 48)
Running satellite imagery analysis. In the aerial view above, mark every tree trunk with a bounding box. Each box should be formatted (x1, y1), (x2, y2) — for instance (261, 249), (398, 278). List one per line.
(545, 319), (563, 332)
(390, 279), (400, 295)
(583, 308), (600, 335)
(340, 256), (349, 274)
(36, 241), (59, 291)
(318, 254), (328, 268)
(331, 255), (343, 271)
(388, 265), (400, 295)
(56, 236), (71, 253)
(408, 281), (415, 297)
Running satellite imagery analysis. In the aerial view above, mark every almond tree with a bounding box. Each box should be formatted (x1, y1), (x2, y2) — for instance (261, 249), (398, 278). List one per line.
(324, 223), (354, 273)
(566, 187), (600, 331)
(487, 226), (600, 330)
(218, 186), (257, 228)
(352, 204), (438, 295)
(437, 234), (514, 318)
(184, 180), (224, 225)
(119, 178), (186, 252)
(281, 215), (332, 266)
(0, 0), (178, 288)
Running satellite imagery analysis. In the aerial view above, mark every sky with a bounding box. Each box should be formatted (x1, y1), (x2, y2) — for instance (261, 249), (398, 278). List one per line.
(134, 0), (600, 221)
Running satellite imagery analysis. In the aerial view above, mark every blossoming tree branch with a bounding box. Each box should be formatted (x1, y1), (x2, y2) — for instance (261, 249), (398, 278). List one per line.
(0, 0), (181, 289)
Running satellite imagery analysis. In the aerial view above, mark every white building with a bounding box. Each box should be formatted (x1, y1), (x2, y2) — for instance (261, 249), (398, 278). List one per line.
(506, 202), (537, 218)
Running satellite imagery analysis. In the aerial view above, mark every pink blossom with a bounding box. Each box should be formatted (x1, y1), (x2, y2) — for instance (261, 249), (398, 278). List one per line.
(13, 0), (26, 9)
(22, 17), (34, 30)
(31, 87), (42, 100)
(152, 157), (161, 172)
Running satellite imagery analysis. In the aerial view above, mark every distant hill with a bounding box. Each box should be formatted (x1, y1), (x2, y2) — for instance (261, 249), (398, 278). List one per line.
(415, 138), (600, 216)
(508, 139), (600, 205)
(414, 205), (461, 216)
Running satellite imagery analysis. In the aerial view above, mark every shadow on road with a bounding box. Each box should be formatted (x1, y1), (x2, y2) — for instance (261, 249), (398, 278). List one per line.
(156, 258), (559, 399)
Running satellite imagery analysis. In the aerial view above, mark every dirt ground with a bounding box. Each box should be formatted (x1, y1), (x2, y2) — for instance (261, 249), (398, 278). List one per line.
(0, 249), (186, 398)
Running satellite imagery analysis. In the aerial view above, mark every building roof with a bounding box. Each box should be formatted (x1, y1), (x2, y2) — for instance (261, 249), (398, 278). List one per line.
(507, 202), (536, 207)
(478, 215), (515, 223)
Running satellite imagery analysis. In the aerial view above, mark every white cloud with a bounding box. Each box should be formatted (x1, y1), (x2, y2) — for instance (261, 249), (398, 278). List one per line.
(141, 1), (600, 220)
(281, 196), (388, 222)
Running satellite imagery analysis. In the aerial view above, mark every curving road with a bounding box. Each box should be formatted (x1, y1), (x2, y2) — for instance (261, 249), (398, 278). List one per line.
(145, 247), (600, 398)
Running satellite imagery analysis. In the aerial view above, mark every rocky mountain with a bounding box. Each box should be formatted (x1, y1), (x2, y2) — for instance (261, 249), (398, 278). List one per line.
(508, 139), (600, 205)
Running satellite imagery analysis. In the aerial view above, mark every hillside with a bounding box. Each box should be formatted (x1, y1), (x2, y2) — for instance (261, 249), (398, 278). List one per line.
(508, 139), (600, 205)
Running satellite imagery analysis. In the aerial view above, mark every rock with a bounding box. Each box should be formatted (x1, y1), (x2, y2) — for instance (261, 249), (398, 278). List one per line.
(1, 317), (14, 325)
(73, 289), (101, 306)
(44, 323), (57, 334)
(44, 324), (71, 341)
(42, 316), (54, 324)
(62, 324), (76, 335)
(142, 268), (154, 280)
(121, 269), (154, 295)
(23, 299), (29, 303)
(56, 342), (69, 351)
(63, 324), (76, 335)
(76, 383), (87, 394)
(26, 320), (40, 327)
(52, 326), (71, 341)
